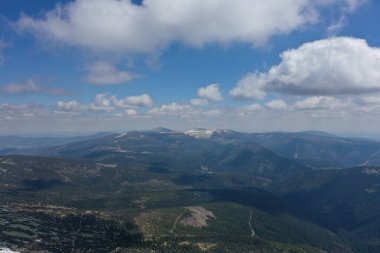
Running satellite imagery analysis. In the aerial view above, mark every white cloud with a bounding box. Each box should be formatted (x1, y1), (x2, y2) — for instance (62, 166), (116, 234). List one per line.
(293, 96), (346, 110)
(5, 92), (380, 134)
(0, 103), (46, 120)
(56, 98), (115, 113)
(190, 84), (223, 106)
(16, 0), (358, 53)
(203, 109), (221, 117)
(358, 95), (380, 105)
(112, 93), (153, 108)
(0, 39), (8, 66)
(86, 61), (134, 85)
(148, 102), (194, 116)
(327, 15), (347, 35)
(326, 0), (367, 34)
(197, 83), (223, 101)
(343, 0), (366, 12)
(94, 93), (111, 107)
(266, 99), (288, 110)
(245, 104), (263, 111)
(230, 73), (267, 100)
(125, 109), (137, 116)
(231, 37), (380, 99)
(1, 78), (68, 96)
(56, 93), (152, 114)
(90, 93), (115, 112)
(56, 100), (84, 112)
(95, 93), (153, 109)
(190, 98), (209, 106)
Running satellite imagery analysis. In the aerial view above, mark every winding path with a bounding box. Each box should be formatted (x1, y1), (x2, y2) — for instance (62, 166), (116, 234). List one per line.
(249, 209), (256, 237)
(170, 212), (184, 234)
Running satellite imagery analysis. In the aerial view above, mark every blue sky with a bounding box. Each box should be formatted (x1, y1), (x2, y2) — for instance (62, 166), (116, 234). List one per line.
(1, 0), (380, 135)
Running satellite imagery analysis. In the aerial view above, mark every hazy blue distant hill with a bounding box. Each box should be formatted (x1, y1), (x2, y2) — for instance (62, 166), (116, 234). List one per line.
(14, 129), (308, 181)
(0, 132), (114, 153)
(246, 131), (380, 168)
(8, 128), (380, 170)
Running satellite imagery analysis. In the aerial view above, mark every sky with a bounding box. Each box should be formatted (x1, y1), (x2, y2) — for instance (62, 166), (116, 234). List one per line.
(1, 0), (380, 135)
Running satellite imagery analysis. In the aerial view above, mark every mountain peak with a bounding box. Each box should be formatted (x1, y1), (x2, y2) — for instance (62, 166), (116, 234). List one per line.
(297, 131), (337, 137)
(184, 128), (234, 139)
(185, 129), (215, 138)
(148, 127), (175, 133)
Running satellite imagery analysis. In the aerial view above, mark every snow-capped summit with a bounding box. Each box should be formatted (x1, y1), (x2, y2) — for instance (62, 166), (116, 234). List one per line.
(147, 127), (175, 133)
(184, 128), (234, 139)
(185, 128), (215, 138)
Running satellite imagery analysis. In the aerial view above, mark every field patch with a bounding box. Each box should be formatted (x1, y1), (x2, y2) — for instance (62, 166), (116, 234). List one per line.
(180, 206), (215, 228)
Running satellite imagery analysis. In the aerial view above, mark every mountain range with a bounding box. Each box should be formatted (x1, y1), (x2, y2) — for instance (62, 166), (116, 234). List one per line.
(0, 128), (379, 252)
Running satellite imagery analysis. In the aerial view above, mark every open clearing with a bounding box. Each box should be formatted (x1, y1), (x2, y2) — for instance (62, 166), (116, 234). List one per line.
(180, 206), (215, 228)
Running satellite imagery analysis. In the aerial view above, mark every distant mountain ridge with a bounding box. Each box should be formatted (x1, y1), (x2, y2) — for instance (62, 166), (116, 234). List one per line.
(246, 131), (380, 168)
(0, 132), (114, 154)
(1, 128), (380, 252)
(4, 128), (380, 168)
(15, 129), (308, 181)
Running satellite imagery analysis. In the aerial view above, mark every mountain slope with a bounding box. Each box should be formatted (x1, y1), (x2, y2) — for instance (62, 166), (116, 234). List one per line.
(278, 166), (380, 252)
(9, 129), (380, 169)
(246, 131), (380, 168)
(0, 155), (352, 253)
(14, 130), (309, 181)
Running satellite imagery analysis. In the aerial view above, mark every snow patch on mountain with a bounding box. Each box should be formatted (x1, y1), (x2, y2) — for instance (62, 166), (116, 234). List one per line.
(115, 133), (128, 139)
(185, 129), (215, 139)
(185, 129), (233, 139)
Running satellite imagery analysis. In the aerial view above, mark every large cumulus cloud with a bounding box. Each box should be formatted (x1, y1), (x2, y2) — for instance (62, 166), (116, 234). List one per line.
(17, 0), (363, 53)
(231, 37), (380, 99)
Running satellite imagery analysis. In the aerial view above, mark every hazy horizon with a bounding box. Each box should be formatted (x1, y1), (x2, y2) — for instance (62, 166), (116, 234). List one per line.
(2, 127), (380, 141)
(1, 1), (380, 136)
